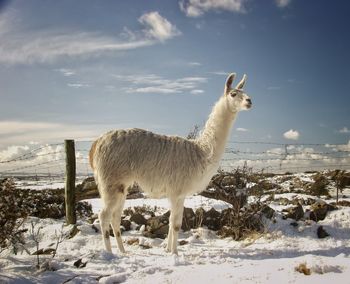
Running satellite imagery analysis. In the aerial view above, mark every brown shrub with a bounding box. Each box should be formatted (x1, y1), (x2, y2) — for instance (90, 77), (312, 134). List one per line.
(0, 179), (28, 252)
(295, 262), (311, 275)
(0, 178), (93, 253)
(308, 174), (329, 196)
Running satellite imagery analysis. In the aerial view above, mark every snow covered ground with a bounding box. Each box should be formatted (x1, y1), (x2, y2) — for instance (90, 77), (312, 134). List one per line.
(1, 173), (350, 283)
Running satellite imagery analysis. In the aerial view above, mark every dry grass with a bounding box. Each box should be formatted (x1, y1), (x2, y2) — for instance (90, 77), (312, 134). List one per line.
(295, 262), (311, 275)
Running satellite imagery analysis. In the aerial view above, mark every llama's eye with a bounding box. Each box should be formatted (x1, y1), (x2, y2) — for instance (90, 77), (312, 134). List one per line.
(230, 92), (237, 97)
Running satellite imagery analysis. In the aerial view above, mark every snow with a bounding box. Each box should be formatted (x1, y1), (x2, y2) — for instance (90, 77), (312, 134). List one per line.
(88, 195), (232, 215)
(1, 173), (350, 283)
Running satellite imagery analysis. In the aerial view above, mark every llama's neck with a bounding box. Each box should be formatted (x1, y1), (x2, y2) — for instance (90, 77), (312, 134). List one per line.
(197, 96), (238, 163)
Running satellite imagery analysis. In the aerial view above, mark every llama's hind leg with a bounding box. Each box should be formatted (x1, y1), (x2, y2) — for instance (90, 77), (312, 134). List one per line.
(166, 197), (185, 255)
(99, 201), (114, 252)
(110, 186), (127, 253)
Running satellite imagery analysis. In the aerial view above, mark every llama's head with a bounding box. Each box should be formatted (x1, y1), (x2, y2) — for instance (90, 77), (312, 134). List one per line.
(224, 73), (252, 112)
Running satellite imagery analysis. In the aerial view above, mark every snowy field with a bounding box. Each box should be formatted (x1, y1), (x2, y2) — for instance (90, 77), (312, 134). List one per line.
(1, 173), (350, 283)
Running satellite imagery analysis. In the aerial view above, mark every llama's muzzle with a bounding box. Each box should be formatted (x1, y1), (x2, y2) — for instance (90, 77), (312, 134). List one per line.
(246, 98), (252, 109)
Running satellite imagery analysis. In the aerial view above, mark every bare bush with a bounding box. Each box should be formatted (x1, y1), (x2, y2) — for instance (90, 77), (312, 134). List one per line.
(0, 178), (29, 253)
(186, 124), (200, 139)
(29, 220), (43, 269)
(218, 202), (271, 240)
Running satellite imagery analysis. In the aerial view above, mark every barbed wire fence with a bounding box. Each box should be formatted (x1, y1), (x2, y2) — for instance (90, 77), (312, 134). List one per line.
(0, 140), (349, 183)
(0, 138), (349, 223)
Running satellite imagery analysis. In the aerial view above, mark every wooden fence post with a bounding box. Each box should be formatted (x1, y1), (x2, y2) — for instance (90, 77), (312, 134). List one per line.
(65, 139), (76, 225)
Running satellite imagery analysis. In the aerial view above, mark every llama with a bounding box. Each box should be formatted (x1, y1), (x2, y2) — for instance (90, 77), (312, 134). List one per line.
(89, 73), (252, 255)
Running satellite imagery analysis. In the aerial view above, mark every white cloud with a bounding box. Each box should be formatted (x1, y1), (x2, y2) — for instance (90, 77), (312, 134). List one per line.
(190, 89), (204, 95)
(0, 145), (30, 161)
(0, 121), (60, 135)
(283, 129), (300, 140)
(210, 71), (229, 76)
(0, 31), (152, 65)
(275, 0), (292, 8)
(0, 8), (17, 36)
(56, 68), (76, 77)
(0, 121), (100, 149)
(126, 86), (181, 94)
(67, 82), (91, 88)
(180, 0), (248, 17)
(115, 74), (207, 95)
(339, 127), (350, 134)
(0, 11), (180, 64)
(326, 140), (350, 152)
(236, 127), (248, 132)
(188, 62), (202, 67)
(223, 143), (350, 173)
(0, 142), (66, 174)
(138, 11), (181, 41)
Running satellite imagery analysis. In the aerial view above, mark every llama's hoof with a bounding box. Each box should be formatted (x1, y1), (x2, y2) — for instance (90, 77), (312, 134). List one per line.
(165, 247), (178, 255)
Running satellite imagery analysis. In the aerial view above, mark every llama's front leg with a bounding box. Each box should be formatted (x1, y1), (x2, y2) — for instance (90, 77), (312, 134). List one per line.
(166, 197), (185, 255)
(166, 227), (173, 253)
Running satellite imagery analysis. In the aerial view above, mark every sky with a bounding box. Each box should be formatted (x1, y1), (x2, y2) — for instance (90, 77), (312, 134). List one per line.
(0, 0), (349, 173)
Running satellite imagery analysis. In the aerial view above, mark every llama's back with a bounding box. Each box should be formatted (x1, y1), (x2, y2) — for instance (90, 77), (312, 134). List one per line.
(91, 128), (208, 198)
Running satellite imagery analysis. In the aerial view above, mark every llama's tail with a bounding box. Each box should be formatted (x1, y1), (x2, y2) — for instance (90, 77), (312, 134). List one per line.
(89, 139), (99, 170)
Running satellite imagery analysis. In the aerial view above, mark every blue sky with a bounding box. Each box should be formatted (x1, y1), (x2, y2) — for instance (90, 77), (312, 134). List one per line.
(0, 0), (349, 172)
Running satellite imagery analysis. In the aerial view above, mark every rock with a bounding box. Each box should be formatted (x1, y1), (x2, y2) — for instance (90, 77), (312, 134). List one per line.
(126, 238), (139, 245)
(292, 177), (309, 190)
(317, 226), (330, 238)
(130, 213), (147, 225)
(277, 198), (291, 206)
(327, 203), (338, 211)
(203, 208), (221, 231)
(251, 180), (278, 192)
(152, 224), (169, 239)
(290, 221), (298, 227)
(73, 258), (87, 268)
(179, 240), (188, 246)
(87, 213), (99, 224)
(305, 198), (317, 205)
(147, 215), (169, 229)
(121, 219), (131, 231)
(182, 207), (196, 231)
(163, 210), (171, 218)
(309, 200), (333, 222)
(283, 204), (304, 221)
(81, 177), (96, 191)
(32, 248), (56, 255)
(143, 214), (169, 239)
(331, 200), (350, 207)
(139, 243), (152, 249)
(91, 224), (99, 233)
(260, 205), (275, 219)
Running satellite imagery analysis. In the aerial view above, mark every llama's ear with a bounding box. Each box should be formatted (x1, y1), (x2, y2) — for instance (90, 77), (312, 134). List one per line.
(236, 74), (247, 90)
(225, 73), (236, 94)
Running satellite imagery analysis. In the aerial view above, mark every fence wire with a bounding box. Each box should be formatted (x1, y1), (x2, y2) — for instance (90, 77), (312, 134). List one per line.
(0, 140), (349, 180)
